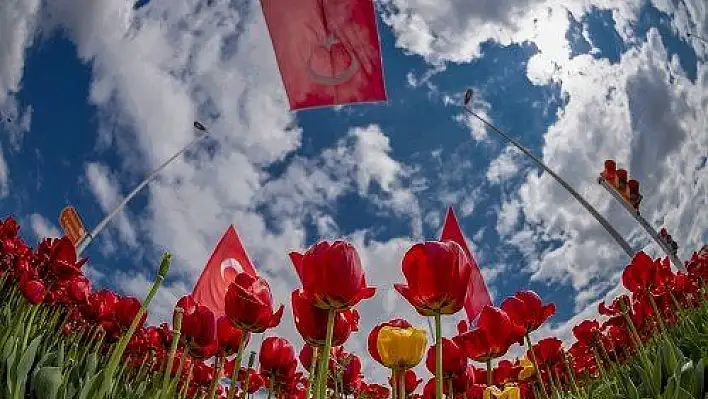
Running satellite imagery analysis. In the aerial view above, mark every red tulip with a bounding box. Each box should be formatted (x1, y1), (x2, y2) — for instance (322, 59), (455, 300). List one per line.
(572, 320), (601, 349)
(292, 289), (358, 347)
(217, 316), (249, 355)
(622, 251), (659, 293)
(492, 360), (522, 385)
(84, 289), (118, 322)
(67, 275), (91, 304)
(395, 241), (472, 315)
(225, 273), (284, 333)
(290, 240), (375, 310)
(299, 345), (316, 370)
(501, 290), (555, 334)
(454, 306), (525, 362)
(359, 383), (390, 399)
(115, 297), (144, 329)
(598, 295), (630, 317)
(178, 295), (217, 350)
(238, 368), (265, 393)
(19, 276), (46, 305)
(368, 319), (412, 365)
(49, 237), (87, 280)
(341, 354), (363, 394)
(686, 251), (708, 279)
(425, 338), (466, 377)
(259, 337), (298, 379)
(530, 337), (563, 368)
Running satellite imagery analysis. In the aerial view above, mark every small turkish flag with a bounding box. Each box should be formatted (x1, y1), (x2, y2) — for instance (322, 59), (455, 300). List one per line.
(259, 0), (387, 110)
(440, 206), (492, 324)
(192, 225), (257, 317)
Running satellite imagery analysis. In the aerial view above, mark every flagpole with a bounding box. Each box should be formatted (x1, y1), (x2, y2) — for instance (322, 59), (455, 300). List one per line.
(461, 89), (635, 258)
(76, 121), (210, 256)
(687, 32), (708, 43)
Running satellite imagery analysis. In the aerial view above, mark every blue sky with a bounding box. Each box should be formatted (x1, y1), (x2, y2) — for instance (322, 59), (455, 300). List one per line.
(0, 0), (706, 384)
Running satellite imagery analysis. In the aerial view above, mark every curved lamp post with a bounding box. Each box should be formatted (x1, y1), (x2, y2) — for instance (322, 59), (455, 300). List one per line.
(76, 121), (210, 256)
(461, 89), (635, 258)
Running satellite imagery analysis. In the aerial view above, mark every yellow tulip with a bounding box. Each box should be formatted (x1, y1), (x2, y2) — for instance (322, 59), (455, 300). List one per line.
(518, 357), (536, 381)
(482, 384), (521, 399)
(376, 326), (427, 370)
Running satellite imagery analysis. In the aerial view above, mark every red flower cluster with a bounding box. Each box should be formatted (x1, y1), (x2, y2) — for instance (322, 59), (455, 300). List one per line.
(1, 215), (705, 399)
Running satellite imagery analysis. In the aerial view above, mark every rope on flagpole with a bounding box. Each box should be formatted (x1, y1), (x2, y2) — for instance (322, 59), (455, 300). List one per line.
(461, 89), (635, 259)
(76, 121), (210, 256)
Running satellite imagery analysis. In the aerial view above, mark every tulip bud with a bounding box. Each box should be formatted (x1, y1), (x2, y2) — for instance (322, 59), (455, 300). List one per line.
(173, 307), (184, 335)
(159, 252), (172, 279)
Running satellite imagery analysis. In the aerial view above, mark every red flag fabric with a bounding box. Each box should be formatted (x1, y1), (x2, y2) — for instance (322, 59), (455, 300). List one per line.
(440, 206), (492, 324)
(259, 0), (387, 110)
(192, 226), (257, 317)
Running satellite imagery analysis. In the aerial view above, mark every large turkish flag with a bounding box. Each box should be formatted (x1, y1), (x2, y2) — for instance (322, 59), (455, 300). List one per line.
(440, 206), (492, 324)
(192, 225), (257, 317)
(259, 0), (387, 110)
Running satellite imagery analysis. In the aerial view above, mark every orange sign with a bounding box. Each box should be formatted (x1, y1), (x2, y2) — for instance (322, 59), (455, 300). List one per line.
(59, 206), (87, 245)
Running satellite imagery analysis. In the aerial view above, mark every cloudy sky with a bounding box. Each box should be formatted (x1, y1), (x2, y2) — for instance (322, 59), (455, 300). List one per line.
(1, 0), (706, 386)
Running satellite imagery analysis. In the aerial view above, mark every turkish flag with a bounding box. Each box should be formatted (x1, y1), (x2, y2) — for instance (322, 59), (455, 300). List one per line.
(259, 0), (387, 110)
(192, 225), (257, 317)
(440, 206), (492, 324)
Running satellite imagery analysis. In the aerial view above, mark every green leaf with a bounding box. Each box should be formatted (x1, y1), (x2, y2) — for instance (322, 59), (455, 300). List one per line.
(5, 336), (18, 395)
(690, 359), (704, 399)
(622, 372), (640, 399)
(674, 387), (697, 399)
(78, 371), (101, 399)
(31, 366), (62, 399)
(665, 375), (678, 399)
(15, 335), (42, 395)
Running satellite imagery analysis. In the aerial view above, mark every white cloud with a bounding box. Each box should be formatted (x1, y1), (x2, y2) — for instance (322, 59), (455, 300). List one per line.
(486, 146), (523, 184)
(8, 0), (706, 390)
(497, 28), (707, 308)
(84, 162), (139, 249)
(0, 0), (40, 104)
(29, 213), (61, 240)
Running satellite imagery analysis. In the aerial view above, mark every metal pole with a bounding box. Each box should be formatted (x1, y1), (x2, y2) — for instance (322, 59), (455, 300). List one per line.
(461, 89), (635, 258)
(76, 121), (210, 256)
(687, 32), (708, 43)
(597, 177), (684, 270)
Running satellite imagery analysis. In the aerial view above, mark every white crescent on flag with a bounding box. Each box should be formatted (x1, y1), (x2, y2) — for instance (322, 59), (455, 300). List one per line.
(220, 258), (245, 281)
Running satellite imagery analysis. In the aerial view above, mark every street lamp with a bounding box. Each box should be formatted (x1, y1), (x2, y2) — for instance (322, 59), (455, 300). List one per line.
(461, 89), (635, 258)
(76, 121), (211, 256)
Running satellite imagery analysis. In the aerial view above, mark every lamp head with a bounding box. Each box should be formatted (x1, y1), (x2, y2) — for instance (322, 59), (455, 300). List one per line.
(463, 88), (474, 106)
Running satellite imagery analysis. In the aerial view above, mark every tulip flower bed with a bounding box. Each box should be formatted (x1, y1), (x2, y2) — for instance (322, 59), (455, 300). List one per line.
(0, 216), (706, 399)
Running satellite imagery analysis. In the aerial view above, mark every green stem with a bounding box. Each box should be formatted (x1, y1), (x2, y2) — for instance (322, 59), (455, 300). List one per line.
(241, 351), (257, 399)
(486, 359), (493, 387)
(306, 347), (319, 399)
(179, 362), (195, 399)
(435, 313), (443, 399)
(646, 290), (668, 336)
(316, 309), (336, 399)
(391, 370), (397, 399)
(96, 252), (171, 399)
(400, 370), (407, 399)
(207, 351), (225, 399)
(162, 308), (183, 399)
(227, 334), (249, 399)
(561, 350), (580, 397)
(525, 334), (549, 399)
